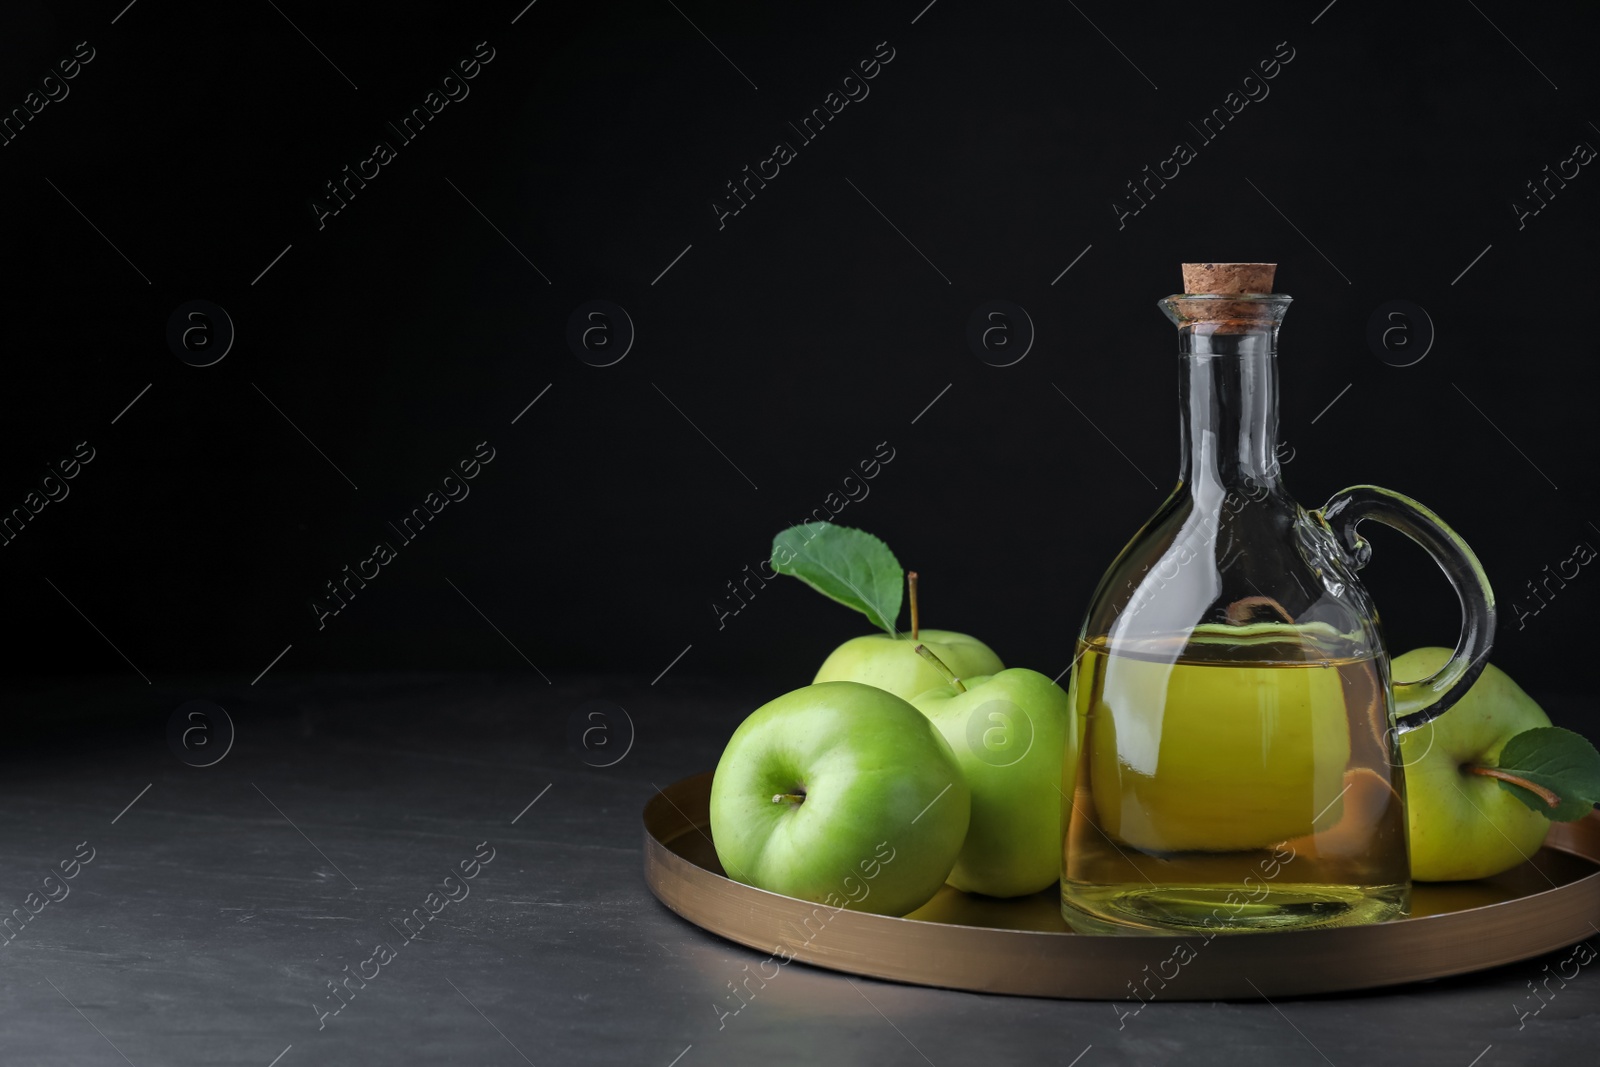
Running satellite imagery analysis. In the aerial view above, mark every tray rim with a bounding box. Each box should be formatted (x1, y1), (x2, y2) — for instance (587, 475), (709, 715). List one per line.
(643, 770), (1600, 1001)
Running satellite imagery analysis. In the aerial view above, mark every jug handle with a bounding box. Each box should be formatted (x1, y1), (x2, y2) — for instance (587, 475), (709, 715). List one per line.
(1318, 485), (1496, 730)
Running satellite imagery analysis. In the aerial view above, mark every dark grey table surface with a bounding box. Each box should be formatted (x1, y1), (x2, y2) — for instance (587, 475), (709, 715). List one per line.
(2, 673), (1594, 1067)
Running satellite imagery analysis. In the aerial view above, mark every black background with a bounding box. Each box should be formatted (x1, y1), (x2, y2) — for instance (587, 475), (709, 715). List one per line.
(2, 0), (1596, 724)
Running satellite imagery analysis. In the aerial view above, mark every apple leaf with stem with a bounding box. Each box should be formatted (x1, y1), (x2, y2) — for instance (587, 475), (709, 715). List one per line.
(771, 522), (903, 636)
(1472, 726), (1600, 822)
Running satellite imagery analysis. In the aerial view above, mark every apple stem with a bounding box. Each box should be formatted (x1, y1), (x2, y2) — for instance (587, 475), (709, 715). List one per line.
(913, 643), (965, 693)
(1464, 765), (1562, 809)
(908, 571), (920, 642)
(771, 792), (805, 805)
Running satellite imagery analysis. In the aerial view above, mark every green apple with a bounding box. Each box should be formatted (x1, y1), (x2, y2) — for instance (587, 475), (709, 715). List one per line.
(912, 668), (1075, 897)
(814, 630), (1004, 703)
(1394, 647), (1553, 881)
(709, 681), (971, 916)
(767, 527), (1003, 701)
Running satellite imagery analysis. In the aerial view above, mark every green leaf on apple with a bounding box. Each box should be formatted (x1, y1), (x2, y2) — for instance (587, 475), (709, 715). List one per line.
(1490, 726), (1600, 822)
(771, 523), (903, 635)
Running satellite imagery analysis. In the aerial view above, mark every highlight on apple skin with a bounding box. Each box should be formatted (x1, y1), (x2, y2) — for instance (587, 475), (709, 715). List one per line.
(708, 681), (972, 916)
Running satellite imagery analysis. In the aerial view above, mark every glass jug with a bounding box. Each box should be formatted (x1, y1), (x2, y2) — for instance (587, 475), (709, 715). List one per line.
(1060, 262), (1496, 935)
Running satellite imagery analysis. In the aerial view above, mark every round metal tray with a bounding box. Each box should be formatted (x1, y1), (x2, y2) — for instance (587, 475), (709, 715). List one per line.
(643, 771), (1600, 999)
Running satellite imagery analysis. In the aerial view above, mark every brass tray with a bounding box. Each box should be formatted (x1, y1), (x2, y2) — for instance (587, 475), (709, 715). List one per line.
(644, 771), (1600, 1000)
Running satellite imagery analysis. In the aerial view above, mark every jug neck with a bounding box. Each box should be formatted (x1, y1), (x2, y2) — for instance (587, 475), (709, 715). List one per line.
(1162, 294), (1292, 498)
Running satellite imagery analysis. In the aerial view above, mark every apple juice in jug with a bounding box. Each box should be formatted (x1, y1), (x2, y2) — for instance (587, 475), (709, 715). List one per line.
(1060, 263), (1496, 934)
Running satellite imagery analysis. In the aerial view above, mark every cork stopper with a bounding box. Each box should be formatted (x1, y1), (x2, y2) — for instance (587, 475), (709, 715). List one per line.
(1182, 262), (1276, 295)
(1166, 263), (1287, 335)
